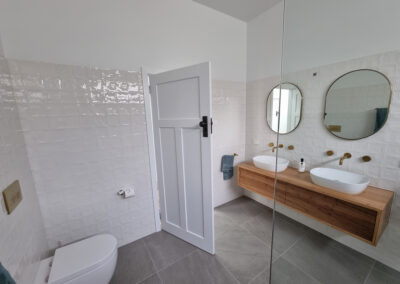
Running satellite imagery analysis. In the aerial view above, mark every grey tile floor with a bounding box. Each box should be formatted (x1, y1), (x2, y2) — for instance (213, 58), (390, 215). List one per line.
(111, 197), (400, 284)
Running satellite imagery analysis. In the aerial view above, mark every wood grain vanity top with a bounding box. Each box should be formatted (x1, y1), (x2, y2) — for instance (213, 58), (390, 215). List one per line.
(239, 162), (394, 212)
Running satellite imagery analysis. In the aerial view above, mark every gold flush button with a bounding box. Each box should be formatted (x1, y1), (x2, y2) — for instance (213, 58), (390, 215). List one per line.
(2, 180), (22, 215)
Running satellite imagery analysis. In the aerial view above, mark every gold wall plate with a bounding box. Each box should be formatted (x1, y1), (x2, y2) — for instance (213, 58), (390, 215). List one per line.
(2, 180), (22, 215)
(326, 150), (334, 156)
(362, 155), (372, 162)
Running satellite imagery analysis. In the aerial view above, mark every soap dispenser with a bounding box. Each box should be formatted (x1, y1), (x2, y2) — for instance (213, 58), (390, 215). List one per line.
(298, 158), (305, 172)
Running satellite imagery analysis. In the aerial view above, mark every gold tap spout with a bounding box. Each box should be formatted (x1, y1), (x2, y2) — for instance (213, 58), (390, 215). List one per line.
(271, 144), (283, 152)
(339, 152), (352, 165)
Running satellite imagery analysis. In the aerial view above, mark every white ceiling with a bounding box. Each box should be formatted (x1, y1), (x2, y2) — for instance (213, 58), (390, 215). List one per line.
(193, 0), (282, 22)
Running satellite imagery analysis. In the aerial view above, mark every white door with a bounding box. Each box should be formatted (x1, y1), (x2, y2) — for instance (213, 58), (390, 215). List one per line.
(149, 62), (214, 254)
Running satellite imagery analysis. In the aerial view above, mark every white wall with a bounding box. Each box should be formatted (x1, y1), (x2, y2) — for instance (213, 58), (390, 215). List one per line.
(245, 0), (400, 271)
(212, 80), (246, 207)
(0, 0), (248, 209)
(245, 50), (400, 271)
(0, 0), (247, 82)
(283, 0), (400, 73)
(0, 56), (48, 282)
(7, 59), (156, 250)
(247, 0), (400, 79)
(246, 1), (283, 81)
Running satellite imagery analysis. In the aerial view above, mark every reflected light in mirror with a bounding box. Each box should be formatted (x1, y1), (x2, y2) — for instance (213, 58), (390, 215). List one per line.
(267, 83), (303, 134)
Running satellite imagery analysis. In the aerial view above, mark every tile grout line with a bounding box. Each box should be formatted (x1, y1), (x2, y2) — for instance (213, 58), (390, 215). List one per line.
(282, 256), (323, 284)
(271, 233), (305, 264)
(217, 205), (273, 283)
(140, 240), (160, 284)
(215, 255), (242, 284)
(137, 273), (161, 284)
(363, 260), (376, 284)
(248, 266), (268, 284)
(158, 247), (199, 274)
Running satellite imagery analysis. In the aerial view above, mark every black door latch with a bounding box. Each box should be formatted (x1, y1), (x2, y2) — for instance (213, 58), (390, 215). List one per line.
(199, 116), (208, 137)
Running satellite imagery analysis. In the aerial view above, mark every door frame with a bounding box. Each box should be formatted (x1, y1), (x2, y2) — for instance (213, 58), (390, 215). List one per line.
(142, 67), (161, 232)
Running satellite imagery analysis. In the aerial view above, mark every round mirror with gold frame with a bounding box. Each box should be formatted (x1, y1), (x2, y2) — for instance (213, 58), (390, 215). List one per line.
(324, 69), (392, 140)
(266, 83), (303, 134)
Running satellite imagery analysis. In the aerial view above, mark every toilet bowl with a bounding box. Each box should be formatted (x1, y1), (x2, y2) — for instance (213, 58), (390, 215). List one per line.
(34, 234), (117, 284)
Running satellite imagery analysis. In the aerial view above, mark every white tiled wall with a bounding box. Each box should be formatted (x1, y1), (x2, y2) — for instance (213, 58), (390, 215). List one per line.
(212, 80), (246, 207)
(0, 57), (48, 282)
(245, 50), (400, 270)
(7, 59), (157, 250)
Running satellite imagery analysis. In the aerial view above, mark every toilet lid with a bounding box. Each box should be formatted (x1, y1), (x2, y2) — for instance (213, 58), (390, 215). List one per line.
(48, 234), (117, 284)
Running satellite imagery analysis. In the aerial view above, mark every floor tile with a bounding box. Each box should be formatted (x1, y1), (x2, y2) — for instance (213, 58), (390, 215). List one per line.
(216, 224), (270, 283)
(374, 261), (400, 280)
(242, 210), (309, 255)
(215, 197), (267, 226)
(241, 209), (273, 244)
(282, 231), (374, 284)
(144, 231), (197, 271)
(158, 250), (238, 284)
(214, 210), (237, 241)
(271, 214), (310, 254)
(110, 239), (156, 284)
(271, 257), (320, 284)
(365, 267), (400, 284)
(139, 274), (162, 284)
(249, 268), (270, 284)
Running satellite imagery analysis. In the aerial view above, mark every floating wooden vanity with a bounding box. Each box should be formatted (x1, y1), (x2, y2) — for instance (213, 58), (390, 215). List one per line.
(238, 162), (394, 246)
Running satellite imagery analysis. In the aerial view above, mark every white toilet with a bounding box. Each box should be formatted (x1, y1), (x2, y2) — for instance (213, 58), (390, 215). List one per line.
(34, 234), (118, 284)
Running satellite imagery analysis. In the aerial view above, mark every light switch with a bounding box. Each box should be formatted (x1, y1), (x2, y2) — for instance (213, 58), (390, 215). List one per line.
(2, 180), (22, 215)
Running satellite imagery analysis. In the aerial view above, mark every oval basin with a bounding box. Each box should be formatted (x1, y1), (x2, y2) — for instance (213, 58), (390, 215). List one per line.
(253, 155), (289, 173)
(310, 167), (370, 194)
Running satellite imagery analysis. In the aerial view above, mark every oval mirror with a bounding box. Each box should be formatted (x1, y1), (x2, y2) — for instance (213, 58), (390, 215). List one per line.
(267, 83), (303, 134)
(324, 69), (391, 140)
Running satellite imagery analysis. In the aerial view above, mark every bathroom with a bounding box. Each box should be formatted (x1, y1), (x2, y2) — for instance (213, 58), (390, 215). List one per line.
(0, 0), (399, 283)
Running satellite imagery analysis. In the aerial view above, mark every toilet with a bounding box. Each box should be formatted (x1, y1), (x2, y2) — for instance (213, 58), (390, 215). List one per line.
(34, 234), (118, 284)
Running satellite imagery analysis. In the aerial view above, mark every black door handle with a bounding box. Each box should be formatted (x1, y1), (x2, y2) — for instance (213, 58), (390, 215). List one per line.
(199, 116), (208, 137)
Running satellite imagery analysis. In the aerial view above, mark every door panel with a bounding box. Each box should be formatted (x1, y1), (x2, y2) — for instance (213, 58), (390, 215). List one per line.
(157, 78), (200, 119)
(182, 127), (204, 237)
(149, 62), (214, 254)
(159, 128), (181, 227)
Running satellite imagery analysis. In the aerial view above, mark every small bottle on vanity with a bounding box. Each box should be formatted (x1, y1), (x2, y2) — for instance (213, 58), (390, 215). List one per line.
(298, 158), (306, 172)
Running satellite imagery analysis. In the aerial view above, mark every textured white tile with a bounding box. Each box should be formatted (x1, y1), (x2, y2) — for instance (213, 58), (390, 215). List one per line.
(212, 80), (246, 207)
(7, 59), (156, 252)
(245, 49), (400, 271)
(0, 57), (48, 282)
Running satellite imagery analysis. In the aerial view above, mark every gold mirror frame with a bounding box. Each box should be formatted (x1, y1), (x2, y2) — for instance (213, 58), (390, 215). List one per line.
(266, 82), (304, 135)
(323, 69), (392, 140)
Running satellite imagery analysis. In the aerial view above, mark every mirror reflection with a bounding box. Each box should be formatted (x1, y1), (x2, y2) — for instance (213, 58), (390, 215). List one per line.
(267, 83), (303, 134)
(324, 69), (391, 140)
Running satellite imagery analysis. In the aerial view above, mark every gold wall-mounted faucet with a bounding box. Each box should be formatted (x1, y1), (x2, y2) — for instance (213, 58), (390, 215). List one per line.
(339, 152), (352, 165)
(269, 142), (283, 152)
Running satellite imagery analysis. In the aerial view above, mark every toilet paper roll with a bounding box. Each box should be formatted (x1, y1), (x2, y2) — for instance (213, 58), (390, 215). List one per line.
(122, 188), (135, 198)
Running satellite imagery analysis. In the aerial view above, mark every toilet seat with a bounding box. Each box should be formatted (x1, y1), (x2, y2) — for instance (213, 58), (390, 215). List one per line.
(48, 234), (117, 284)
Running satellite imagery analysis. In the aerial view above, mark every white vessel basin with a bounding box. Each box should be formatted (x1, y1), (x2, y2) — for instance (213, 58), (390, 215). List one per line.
(310, 167), (370, 194)
(253, 155), (289, 173)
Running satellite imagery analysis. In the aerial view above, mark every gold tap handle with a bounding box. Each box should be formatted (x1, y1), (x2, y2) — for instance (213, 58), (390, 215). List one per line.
(344, 153), (352, 159)
(268, 142), (275, 147)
